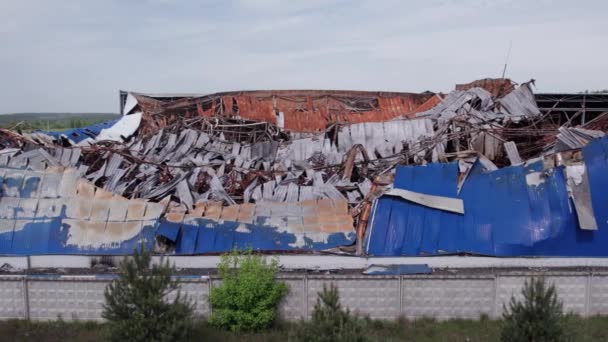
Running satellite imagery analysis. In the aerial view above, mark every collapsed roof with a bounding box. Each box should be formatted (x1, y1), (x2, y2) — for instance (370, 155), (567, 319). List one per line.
(1, 78), (607, 257)
(121, 89), (441, 135)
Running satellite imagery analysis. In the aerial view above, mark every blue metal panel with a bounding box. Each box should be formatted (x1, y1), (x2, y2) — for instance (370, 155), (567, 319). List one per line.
(0, 199), (159, 256)
(2, 171), (23, 197)
(11, 219), (57, 255)
(365, 137), (608, 257)
(35, 119), (119, 143)
(0, 167), (356, 255)
(56, 222), (156, 255)
(531, 138), (608, 256)
(159, 217), (356, 254)
(20, 175), (41, 198)
(175, 225), (198, 254)
(156, 220), (181, 242)
(0, 221), (14, 253)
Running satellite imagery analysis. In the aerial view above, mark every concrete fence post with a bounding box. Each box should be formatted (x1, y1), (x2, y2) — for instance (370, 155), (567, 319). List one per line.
(22, 276), (29, 320)
(492, 275), (499, 318)
(399, 276), (403, 315)
(208, 274), (213, 315)
(585, 273), (592, 317)
(304, 273), (309, 318)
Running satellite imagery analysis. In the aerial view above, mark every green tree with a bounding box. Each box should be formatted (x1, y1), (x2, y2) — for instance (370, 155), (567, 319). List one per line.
(501, 277), (571, 342)
(292, 283), (368, 342)
(102, 247), (195, 342)
(209, 249), (288, 331)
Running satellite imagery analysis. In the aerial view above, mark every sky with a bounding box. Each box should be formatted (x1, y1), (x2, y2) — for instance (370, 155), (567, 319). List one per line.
(1, 0), (607, 114)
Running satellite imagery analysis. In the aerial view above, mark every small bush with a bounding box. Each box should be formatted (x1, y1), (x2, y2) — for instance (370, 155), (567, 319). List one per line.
(501, 277), (571, 342)
(102, 247), (195, 342)
(291, 283), (368, 342)
(209, 249), (288, 331)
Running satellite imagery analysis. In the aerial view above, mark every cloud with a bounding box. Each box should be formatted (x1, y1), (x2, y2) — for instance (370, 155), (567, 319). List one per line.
(0, 0), (606, 113)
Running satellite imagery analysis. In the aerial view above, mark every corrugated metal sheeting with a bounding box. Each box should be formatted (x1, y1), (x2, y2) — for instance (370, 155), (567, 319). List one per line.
(0, 166), (163, 255)
(553, 127), (605, 152)
(337, 119), (436, 159)
(416, 81), (540, 123)
(156, 199), (355, 254)
(130, 90), (436, 134)
(364, 136), (608, 257)
(6, 118), (439, 211)
(0, 164), (354, 255)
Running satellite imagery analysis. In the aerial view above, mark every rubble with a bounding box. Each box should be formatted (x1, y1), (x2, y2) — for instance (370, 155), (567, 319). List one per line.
(1, 78), (607, 257)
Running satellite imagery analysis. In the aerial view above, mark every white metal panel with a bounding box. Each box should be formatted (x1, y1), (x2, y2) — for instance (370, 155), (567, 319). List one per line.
(122, 92), (138, 115)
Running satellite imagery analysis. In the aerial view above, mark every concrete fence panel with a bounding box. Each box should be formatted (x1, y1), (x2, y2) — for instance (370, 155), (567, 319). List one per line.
(0, 278), (26, 319)
(0, 272), (606, 322)
(306, 276), (401, 320)
(28, 279), (108, 321)
(589, 275), (608, 315)
(402, 277), (495, 320)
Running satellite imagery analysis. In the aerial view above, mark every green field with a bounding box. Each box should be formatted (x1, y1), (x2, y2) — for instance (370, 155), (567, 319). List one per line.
(0, 113), (120, 132)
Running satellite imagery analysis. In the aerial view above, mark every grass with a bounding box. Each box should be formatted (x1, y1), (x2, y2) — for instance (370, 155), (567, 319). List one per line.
(0, 316), (607, 342)
(0, 113), (119, 132)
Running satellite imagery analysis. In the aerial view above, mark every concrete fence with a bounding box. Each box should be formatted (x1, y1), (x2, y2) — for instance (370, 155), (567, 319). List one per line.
(0, 272), (607, 322)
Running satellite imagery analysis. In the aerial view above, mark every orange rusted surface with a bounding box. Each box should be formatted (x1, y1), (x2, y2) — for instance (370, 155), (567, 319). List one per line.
(455, 78), (515, 97)
(134, 90), (436, 134)
(411, 94), (443, 113)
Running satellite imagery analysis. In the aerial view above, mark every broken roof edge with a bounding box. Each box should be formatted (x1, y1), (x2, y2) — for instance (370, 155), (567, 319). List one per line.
(126, 89), (435, 99)
(119, 88), (437, 114)
(118, 77), (548, 112)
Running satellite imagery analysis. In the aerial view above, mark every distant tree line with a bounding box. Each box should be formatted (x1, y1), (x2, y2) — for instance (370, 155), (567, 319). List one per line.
(580, 89), (608, 94)
(0, 113), (118, 132)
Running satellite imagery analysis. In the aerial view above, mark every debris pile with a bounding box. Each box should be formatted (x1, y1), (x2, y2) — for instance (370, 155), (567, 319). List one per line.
(1, 78), (607, 256)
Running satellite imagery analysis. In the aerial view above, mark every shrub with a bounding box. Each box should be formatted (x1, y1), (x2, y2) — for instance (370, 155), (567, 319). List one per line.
(501, 277), (571, 342)
(102, 247), (195, 342)
(291, 283), (368, 342)
(209, 249), (288, 331)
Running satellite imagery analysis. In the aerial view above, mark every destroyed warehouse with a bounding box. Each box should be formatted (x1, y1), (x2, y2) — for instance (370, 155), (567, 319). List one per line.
(0, 78), (607, 257)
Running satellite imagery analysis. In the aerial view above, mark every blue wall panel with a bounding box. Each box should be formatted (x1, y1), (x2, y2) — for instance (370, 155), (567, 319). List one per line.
(156, 217), (356, 255)
(365, 137), (608, 257)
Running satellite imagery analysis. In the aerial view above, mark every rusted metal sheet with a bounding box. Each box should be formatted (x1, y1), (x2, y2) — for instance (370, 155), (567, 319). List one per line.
(131, 90), (435, 134)
(342, 144), (370, 181)
(455, 78), (515, 98)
